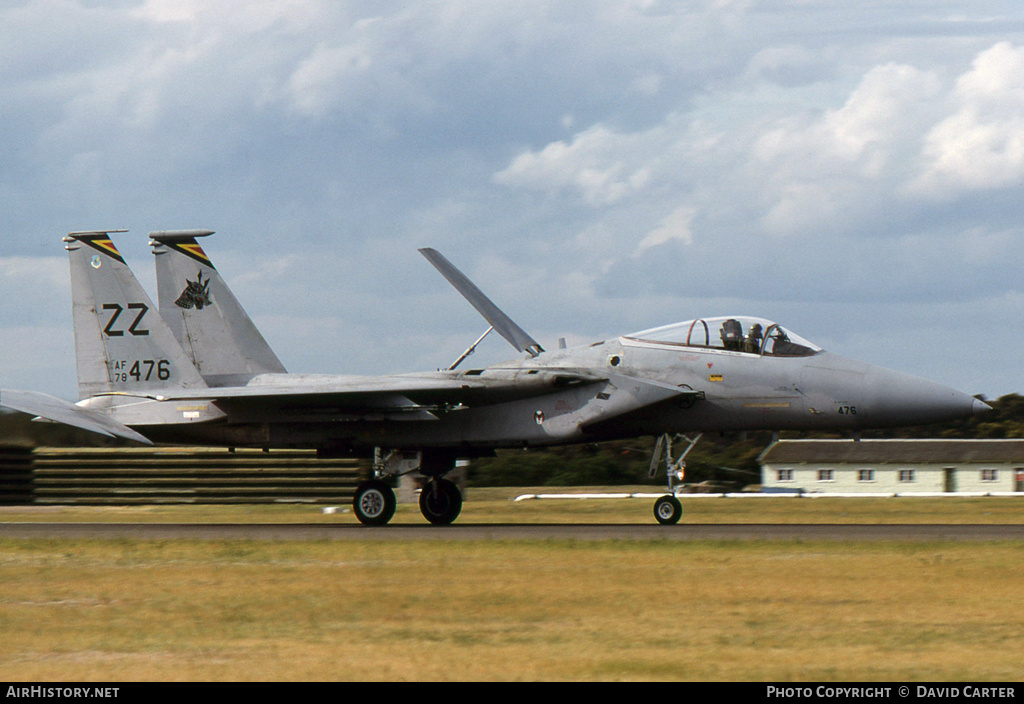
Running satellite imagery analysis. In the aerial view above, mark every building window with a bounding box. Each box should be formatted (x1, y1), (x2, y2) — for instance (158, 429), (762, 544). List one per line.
(777, 469), (794, 482)
(818, 469), (835, 482)
(981, 469), (998, 482)
(857, 469), (875, 482)
(898, 469), (915, 482)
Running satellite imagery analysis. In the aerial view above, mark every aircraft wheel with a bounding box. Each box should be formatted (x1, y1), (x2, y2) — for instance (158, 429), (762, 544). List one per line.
(353, 480), (396, 526)
(419, 478), (462, 526)
(653, 495), (682, 525)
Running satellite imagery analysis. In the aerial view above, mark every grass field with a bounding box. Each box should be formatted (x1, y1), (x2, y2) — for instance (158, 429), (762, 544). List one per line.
(2, 491), (1024, 681)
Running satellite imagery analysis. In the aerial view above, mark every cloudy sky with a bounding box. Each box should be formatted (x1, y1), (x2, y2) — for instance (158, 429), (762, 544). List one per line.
(2, 0), (1024, 401)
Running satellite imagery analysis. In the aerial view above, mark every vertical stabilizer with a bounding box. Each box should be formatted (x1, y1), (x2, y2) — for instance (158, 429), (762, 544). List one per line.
(150, 230), (286, 386)
(65, 231), (208, 400)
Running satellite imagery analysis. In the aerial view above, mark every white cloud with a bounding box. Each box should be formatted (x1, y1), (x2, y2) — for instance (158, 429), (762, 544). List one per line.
(913, 42), (1024, 196)
(0, 256), (67, 292)
(287, 43), (376, 117)
(751, 62), (942, 235)
(494, 125), (655, 207)
(130, 0), (200, 23)
(635, 206), (696, 254)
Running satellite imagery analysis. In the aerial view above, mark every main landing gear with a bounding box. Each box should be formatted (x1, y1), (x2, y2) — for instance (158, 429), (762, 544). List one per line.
(352, 450), (463, 527)
(419, 477), (462, 526)
(648, 433), (702, 525)
(353, 479), (396, 526)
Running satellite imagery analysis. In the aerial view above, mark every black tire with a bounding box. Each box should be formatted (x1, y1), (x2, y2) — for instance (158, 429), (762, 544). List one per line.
(353, 480), (396, 526)
(419, 478), (463, 526)
(653, 495), (682, 525)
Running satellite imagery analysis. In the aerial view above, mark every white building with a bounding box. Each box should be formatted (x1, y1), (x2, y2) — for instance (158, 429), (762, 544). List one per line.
(758, 439), (1024, 494)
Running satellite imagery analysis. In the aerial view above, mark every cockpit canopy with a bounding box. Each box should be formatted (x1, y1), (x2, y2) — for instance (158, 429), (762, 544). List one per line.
(625, 316), (821, 357)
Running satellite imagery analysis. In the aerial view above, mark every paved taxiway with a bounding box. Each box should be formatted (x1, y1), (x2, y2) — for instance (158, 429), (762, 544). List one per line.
(2, 522), (1024, 541)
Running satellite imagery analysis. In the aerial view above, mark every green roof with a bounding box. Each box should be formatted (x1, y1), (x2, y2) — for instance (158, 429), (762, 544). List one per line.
(759, 439), (1024, 465)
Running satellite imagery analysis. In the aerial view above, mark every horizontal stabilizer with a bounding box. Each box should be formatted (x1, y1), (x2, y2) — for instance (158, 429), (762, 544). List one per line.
(419, 248), (543, 357)
(0, 389), (153, 444)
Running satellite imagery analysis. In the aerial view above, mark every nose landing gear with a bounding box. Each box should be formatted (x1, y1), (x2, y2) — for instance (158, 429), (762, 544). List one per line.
(648, 433), (702, 525)
(653, 494), (682, 525)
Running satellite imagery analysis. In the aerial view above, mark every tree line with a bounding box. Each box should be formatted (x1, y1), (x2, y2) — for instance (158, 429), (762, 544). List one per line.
(467, 393), (1024, 488)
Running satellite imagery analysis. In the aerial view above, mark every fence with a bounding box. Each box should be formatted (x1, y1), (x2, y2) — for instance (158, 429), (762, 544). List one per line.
(0, 447), (365, 505)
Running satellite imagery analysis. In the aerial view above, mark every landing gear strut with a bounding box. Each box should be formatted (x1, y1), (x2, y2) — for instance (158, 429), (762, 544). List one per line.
(351, 449), (464, 526)
(417, 451), (461, 526)
(648, 433), (702, 525)
(419, 477), (462, 526)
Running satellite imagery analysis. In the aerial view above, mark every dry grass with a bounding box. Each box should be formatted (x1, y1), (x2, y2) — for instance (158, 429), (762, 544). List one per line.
(1, 536), (1024, 681)
(3, 493), (1024, 681)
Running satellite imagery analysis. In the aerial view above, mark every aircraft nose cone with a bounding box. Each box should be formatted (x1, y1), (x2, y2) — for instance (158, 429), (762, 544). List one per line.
(861, 364), (984, 427)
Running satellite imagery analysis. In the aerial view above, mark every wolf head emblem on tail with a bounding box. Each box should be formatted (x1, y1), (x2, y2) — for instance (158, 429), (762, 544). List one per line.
(175, 271), (212, 310)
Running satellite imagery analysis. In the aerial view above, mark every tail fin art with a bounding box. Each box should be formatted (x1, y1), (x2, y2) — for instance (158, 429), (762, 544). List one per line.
(65, 231), (208, 400)
(149, 230), (286, 386)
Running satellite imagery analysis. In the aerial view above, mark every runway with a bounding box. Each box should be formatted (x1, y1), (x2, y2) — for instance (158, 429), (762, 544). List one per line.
(2, 522), (1024, 541)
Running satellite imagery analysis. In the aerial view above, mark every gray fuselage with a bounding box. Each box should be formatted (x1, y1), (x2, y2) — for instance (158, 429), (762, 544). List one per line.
(101, 333), (985, 455)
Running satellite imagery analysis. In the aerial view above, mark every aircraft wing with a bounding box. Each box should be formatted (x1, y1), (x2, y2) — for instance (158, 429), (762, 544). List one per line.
(119, 368), (703, 425)
(146, 368), (599, 400)
(0, 389), (153, 444)
(114, 368), (612, 421)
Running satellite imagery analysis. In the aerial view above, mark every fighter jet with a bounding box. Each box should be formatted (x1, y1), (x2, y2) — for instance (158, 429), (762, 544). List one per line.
(0, 230), (989, 525)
